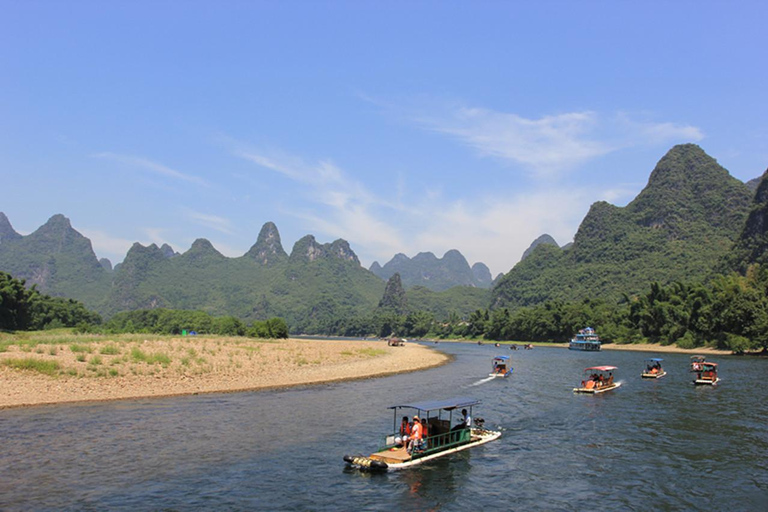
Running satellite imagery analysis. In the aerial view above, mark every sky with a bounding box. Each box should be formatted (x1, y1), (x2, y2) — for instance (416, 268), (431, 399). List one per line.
(2, 1), (767, 277)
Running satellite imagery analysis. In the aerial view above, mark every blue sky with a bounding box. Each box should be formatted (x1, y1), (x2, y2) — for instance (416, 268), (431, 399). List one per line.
(2, 1), (766, 276)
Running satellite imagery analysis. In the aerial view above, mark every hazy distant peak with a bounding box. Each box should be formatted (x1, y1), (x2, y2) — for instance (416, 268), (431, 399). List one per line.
(289, 234), (360, 264)
(158, 244), (176, 258)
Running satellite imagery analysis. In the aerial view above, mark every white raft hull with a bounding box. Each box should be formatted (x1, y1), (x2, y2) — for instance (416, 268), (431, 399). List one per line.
(641, 371), (667, 379)
(573, 382), (622, 394)
(345, 428), (501, 471)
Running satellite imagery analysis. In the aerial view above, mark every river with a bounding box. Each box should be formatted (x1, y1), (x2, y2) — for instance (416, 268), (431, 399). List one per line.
(1, 343), (766, 511)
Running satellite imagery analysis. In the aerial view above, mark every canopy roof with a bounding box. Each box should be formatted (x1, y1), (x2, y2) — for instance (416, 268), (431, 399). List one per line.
(645, 358), (663, 362)
(389, 397), (480, 412)
(702, 362), (718, 368)
(493, 355), (510, 361)
(584, 366), (617, 372)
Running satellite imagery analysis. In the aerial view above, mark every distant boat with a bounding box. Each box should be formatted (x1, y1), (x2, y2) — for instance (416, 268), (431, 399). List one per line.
(569, 327), (601, 351)
(574, 366), (621, 394)
(489, 355), (512, 378)
(641, 358), (667, 379)
(693, 361), (720, 386)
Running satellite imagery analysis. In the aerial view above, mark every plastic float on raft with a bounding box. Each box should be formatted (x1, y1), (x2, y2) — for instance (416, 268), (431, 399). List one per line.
(343, 397), (501, 471)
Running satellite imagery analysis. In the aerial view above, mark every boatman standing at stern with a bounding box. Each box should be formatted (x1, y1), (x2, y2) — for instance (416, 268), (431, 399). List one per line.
(407, 415), (422, 454)
(461, 409), (471, 429)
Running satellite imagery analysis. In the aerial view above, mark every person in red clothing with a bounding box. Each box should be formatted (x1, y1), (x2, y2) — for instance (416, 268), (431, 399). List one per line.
(397, 416), (411, 446)
(408, 415), (422, 454)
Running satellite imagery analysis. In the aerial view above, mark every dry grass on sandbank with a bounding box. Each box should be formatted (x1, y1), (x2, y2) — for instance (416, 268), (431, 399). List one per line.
(0, 331), (449, 409)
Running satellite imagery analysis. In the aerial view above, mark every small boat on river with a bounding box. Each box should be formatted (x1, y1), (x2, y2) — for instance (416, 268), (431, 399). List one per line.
(573, 366), (621, 394)
(641, 358), (666, 379)
(343, 397), (501, 471)
(693, 361), (720, 386)
(490, 355), (512, 378)
(569, 327), (601, 351)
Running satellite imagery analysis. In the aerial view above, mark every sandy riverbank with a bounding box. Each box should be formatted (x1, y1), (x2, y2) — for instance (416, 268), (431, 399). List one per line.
(599, 343), (730, 355)
(435, 339), (732, 355)
(0, 336), (449, 409)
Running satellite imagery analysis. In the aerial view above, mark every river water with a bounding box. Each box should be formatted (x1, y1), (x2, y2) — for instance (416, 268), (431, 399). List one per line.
(1, 343), (766, 511)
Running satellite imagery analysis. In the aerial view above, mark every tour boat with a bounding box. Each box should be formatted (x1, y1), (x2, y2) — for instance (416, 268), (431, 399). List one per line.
(641, 358), (667, 379)
(489, 355), (512, 378)
(569, 327), (601, 351)
(343, 397), (501, 471)
(573, 366), (621, 393)
(693, 361), (720, 386)
(690, 355), (706, 372)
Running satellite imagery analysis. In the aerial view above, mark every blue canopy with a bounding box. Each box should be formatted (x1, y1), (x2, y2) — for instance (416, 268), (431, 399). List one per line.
(493, 355), (510, 361)
(388, 397), (480, 412)
(645, 358), (664, 362)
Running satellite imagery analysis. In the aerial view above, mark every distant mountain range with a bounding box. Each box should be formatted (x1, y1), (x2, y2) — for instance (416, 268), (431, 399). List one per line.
(1, 144), (765, 332)
(0, 214), (490, 331)
(370, 250), (492, 291)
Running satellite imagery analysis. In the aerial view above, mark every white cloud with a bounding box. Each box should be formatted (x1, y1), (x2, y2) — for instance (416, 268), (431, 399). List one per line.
(418, 108), (612, 177)
(236, 148), (406, 258)
(183, 209), (235, 235)
(92, 152), (208, 187)
(377, 98), (706, 180)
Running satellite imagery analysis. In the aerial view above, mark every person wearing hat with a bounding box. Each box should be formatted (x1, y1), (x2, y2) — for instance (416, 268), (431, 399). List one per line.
(407, 414), (422, 454)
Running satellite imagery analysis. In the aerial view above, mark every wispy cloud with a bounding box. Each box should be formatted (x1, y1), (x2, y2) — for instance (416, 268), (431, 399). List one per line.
(183, 209), (235, 235)
(92, 152), (208, 187)
(417, 108), (612, 176)
(369, 97), (705, 179)
(235, 148), (405, 258)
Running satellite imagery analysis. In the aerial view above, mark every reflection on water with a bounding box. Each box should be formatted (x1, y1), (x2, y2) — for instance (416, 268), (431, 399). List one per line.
(1, 343), (767, 511)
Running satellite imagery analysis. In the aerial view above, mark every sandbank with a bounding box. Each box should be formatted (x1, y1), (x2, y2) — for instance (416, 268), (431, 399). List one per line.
(0, 337), (449, 410)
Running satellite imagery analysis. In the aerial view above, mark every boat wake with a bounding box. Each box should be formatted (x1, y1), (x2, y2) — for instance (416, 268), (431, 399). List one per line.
(470, 376), (497, 387)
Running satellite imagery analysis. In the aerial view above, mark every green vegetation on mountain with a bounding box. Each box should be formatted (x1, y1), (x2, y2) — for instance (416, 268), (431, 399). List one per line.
(492, 144), (754, 310)
(0, 214), (112, 309)
(371, 249), (492, 291)
(100, 231), (385, 334)
(724, 169), (768, 273)
(2, 144), (766, 346)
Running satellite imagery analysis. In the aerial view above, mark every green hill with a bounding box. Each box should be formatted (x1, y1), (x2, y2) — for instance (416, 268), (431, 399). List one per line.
(492, 144), (754, 309)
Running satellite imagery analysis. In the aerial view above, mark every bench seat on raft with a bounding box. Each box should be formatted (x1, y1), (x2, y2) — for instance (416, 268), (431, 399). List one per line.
(370, 447), (412, 464)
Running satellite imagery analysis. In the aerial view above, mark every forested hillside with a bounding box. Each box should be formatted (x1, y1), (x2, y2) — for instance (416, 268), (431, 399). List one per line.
(492, 144), (754, 309)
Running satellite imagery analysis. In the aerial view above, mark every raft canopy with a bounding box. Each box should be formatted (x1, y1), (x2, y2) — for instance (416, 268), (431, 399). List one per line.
(493, 355), (510, 361)
(388, 397), (480, 412)
(584, 366), (617, 372)
(645, 358), (663, 362)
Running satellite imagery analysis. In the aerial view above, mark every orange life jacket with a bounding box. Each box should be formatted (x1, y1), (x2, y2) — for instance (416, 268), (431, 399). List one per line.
(411, 421), (422, 440)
